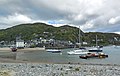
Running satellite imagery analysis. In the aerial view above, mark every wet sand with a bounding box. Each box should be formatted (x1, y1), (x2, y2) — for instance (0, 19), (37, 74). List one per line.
(0, 47), (45, 52)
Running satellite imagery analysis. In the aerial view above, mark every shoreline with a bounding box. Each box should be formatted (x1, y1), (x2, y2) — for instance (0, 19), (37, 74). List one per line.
(0, 55), (120, 76)
(0, 47), (45, 52)
(0, 57), (119, 66)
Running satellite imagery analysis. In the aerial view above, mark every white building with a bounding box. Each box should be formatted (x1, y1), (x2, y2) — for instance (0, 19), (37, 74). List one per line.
(16, 37), (24, 49)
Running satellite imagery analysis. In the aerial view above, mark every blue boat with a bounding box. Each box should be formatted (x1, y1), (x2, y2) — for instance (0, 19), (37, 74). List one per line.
(88, 47), (103, 52)
(88, 35), (103, 52)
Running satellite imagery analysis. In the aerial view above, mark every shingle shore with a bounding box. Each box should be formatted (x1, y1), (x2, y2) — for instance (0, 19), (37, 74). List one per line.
(0, 63), (120, 76)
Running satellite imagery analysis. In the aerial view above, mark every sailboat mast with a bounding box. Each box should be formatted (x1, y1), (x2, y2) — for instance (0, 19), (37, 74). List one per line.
(96, 35), (98, 47)
(79, 26), (81, 48)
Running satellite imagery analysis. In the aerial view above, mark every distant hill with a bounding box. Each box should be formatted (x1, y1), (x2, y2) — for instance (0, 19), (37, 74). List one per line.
(0, 23), (83, 43)
(84, 32), (120, 46)
(0, 22), (120, 46)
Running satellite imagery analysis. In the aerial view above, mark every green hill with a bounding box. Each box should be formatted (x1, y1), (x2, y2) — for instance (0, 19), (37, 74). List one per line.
(0, 22), (120, 46)
(0, 23), (83, 43)
(84, 32), (120, 46)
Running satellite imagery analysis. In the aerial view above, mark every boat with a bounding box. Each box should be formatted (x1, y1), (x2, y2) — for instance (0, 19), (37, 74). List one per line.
(46, 49), (61, 53)
(67, 26), (88, 55)
(67, 48), (89, 55)
(79, 52), (108, 59)
(11, 47), (17, 52)
(79, 35), (108, 59)
(88, 35), (103, 52)
(88, 47), (103, 52)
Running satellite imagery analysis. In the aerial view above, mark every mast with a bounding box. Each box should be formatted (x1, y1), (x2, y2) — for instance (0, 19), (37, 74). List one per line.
(78, 25), (81, 48)
(96, 35), (98, 47)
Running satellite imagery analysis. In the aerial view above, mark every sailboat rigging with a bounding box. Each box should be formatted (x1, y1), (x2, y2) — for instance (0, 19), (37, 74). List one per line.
(67, 26), (88, 55)
(88, 35), (103, 52)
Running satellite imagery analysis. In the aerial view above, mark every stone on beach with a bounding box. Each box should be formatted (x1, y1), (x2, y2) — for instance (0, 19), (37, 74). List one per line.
(0, 63), (120, 76)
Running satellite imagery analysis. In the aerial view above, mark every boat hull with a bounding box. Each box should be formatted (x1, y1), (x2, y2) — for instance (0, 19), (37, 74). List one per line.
(80, 53), (108, 59)
(88, 50), (103, 52)
(46, 49), (61, 53)
(67, 52), (88, 55)
(11, 47), (17, 52)
(67, 49), (88, 55)
(47, 51), (61, 53)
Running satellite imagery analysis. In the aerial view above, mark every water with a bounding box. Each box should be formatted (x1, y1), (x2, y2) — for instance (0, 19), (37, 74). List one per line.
(16, 46), (120, 64)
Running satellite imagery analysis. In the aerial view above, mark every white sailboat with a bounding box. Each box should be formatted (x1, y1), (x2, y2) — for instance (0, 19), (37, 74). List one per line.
(67, 48), (89, 55)
(67, 26), (88, 55)
(88, 35), (103, 52)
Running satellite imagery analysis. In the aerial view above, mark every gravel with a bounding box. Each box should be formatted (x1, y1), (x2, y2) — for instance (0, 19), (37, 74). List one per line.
(0, 63), (120, 76)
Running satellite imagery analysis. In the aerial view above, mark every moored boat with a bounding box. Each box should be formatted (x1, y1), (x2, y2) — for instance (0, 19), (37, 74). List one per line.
(88, 46), (103, 52)
(67, 49), (89, 55)
(67, 26), (88, 55)
(46, 49), (61, 53)
(79, 52), (108, 59)
(88, 35), (103, 52)
(11, 47), (17, 52)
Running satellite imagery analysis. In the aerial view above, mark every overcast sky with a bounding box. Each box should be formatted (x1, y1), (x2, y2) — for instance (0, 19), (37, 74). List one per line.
(0, 0), (120, 34)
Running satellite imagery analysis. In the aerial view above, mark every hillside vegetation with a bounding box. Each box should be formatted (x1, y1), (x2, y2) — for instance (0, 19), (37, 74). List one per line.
(0, 23), (120, 46)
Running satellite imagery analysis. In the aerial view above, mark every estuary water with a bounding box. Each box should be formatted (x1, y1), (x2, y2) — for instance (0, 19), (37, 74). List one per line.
(16, 46), (120, 64)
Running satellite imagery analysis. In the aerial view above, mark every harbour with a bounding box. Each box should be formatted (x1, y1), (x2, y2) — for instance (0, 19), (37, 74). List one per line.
(10, 45), (119, 64)
(0, 0), (120, 75)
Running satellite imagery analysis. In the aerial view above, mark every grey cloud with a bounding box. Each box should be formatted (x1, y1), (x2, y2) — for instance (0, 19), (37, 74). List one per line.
(0, 0), (120, 34)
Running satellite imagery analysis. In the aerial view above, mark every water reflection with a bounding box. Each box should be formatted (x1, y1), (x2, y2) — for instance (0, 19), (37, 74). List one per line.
(16, 46), (120, 64)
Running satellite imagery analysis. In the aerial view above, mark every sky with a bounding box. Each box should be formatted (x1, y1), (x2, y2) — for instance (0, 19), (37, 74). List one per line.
(0, 0), (120, 34)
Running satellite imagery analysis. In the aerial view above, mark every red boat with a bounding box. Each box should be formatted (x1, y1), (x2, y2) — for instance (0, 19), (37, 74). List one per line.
(11, 47), (17, 52)
(79, 53), (108, 59)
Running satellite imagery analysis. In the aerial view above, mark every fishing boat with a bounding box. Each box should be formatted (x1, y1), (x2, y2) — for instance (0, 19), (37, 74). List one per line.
(46, 49), (61, 53)
(79, 52), (108, 59)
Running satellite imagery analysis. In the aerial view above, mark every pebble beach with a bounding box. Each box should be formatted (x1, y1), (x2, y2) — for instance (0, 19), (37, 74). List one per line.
(0, 63), (120, 76)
